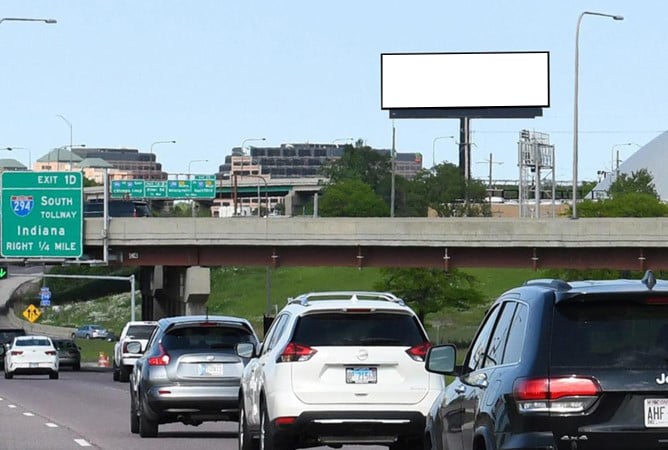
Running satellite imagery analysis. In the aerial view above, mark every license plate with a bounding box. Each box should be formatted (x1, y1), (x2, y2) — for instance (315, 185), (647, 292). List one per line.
(197, 363), (224, 377)
(346, 367), (377, 384)
(29, 362), (39, 368)
(645, 399), (668, 427)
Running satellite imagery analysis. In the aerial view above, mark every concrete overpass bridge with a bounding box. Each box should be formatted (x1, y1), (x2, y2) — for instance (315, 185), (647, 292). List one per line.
(75, 216), (668, 320)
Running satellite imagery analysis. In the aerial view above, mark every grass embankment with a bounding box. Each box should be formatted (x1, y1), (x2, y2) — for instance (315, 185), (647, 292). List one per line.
(32, 267), (545, 362)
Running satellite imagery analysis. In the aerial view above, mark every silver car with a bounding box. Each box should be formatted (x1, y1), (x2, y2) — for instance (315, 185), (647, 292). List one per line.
(129, 315), (259, 438)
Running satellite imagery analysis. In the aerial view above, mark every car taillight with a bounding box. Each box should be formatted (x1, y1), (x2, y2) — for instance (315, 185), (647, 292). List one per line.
(406, 342), (432, 362)
(45, 350), (57, 356)
(147, 344), (170, 366)
(10, 351), (23, 356)
(279, 342), (317, 362)
(513, 376), (601, 414)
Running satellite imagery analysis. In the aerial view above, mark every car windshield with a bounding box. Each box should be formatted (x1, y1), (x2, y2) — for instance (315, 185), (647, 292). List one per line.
(551, 300), (668, 369)
(161, 325), (254, 351)
(16, 338), (51, 347)
(292, 312), (425, 347)
(90, 325), (104, 330)
(126, 325), (156, 339)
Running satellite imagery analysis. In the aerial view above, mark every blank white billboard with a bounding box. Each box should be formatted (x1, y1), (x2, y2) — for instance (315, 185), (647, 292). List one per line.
(381, 52), (549, 109)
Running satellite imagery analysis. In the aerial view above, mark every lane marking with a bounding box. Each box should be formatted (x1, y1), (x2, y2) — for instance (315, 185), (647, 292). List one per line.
(74, 439), (92, 447)
(23, 412), (35, 417)
(8, 404), (16, 408)
(45, 423), (59, 428)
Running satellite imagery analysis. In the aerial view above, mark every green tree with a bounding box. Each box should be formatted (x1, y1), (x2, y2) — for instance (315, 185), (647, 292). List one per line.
(374, 268), (485, 324)
(576, 169), (667, 218)
(609, 169), (659, 199)
(409, 163), (490, 217)
(319, 179), (389, 217)
(321, 142), (391, 193)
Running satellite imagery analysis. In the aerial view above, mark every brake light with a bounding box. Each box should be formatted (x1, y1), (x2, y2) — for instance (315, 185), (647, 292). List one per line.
(645, 297), (668, 305)
(45, 350), (57, 356)
(279, 342), (317, 362)
(10, 351), (23, 356)
(406, 342), (432, 362)
(513, 376), (601, 414)
(147, 344), (170, 366)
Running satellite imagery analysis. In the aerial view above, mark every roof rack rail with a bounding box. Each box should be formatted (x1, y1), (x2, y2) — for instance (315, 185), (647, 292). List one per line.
(523, 279), (572, 291)
(287, 291), (405, 307)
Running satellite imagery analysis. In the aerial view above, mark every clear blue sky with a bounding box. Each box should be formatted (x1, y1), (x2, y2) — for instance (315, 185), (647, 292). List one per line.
(1, 0), (664, 182)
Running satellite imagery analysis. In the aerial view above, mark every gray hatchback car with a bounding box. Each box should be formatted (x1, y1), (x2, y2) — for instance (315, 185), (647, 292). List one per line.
(129, 315), (259, 438)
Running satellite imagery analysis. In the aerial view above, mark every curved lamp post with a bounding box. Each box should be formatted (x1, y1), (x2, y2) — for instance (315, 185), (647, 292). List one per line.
(4, 147), (31, 169)
(432, 135), (455, 168)
(236, 137), (266, 215)
(572, 11), (623, 219)
(149, 140), (176, 180)
(188, 159), (209, 217)
(0, 17), (56, 25)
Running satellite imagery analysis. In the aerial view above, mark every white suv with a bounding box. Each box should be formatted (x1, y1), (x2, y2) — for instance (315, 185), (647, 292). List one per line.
(238, 291), (444, 450)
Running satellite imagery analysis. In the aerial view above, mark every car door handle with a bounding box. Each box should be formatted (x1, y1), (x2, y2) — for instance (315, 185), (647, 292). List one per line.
(454, 385), (466, 394)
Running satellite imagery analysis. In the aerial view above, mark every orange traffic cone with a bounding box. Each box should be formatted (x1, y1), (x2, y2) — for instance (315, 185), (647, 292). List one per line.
(98, 352), (110, 368)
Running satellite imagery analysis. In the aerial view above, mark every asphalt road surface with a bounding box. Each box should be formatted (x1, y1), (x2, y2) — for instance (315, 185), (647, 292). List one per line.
(0, 368), (389, 450)
(0, 266), (389, 450)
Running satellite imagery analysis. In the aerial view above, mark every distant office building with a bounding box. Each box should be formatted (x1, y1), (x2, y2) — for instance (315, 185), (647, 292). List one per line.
(217, 143), (423, 179)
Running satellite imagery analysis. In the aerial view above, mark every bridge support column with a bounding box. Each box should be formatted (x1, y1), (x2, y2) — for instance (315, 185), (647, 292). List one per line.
(139, 266), (154, 320)
(183, 266), (211, 315)
(147, 265), (210, 319)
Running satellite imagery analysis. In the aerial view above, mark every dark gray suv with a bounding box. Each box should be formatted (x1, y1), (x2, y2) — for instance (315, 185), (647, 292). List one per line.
(129, 315), (259, 438)
(425, 270), (668, 450)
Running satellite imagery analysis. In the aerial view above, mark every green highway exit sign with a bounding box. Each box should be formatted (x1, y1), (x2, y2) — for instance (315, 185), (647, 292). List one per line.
(1, 172), (83, 258)
(110, 176), (216, 199)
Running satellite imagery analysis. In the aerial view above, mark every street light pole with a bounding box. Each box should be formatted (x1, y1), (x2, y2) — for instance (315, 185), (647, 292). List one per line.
(432, 135), (455, 169)
(572, 11), (623, 219)
(611, 142), (640, 179)
(236, 137), (266, 215)
(149, 140), (176, 180)
(188, 159), (208, 217)
(56, 115), (73, 170)
(0, 17), (57, 25)
(4, 147), (31, 169)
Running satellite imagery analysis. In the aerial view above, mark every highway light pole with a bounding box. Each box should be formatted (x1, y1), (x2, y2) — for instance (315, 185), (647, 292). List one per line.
(4, 147), (31, 169)
(572, 11), (623, 219)
(236, 137), (265, 215)
(611, 143), (640, 179)
(432, 135), (454, 169)
(56, 114), (74, 170)
(0, 17), (57, 25)
(149, 140), (176, 180)
(188, 159), (208, 217)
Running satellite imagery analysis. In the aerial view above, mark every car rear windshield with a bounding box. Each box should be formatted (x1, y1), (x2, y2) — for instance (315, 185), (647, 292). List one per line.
(551, 300), (668, 369)
(0, 330), (25, 343)
(16, 338), (51, 347)
(55, 341), (77, 350)
(161, 325), (254, 351)
(126, 325), (156, 339)
(292, 312), (426, 347)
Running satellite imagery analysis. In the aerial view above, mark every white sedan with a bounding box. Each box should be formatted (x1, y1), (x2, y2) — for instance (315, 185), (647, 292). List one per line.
(3, 336), (59, 379)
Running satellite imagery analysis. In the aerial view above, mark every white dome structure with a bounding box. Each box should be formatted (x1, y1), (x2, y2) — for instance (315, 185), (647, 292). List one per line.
(590, 131), (668, 200)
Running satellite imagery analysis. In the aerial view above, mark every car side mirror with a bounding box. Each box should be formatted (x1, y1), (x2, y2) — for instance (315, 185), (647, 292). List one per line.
(236, 342), (256, 358)
(126, 341), (143, 354)
(425, 344), (457, 375)
(0, 345), (5, 356)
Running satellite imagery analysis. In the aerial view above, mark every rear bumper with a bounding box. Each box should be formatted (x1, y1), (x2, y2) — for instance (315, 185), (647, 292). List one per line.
(273, 411), (425, 447)
(499, 430), (668, 450)
(145, 384), (240, 420)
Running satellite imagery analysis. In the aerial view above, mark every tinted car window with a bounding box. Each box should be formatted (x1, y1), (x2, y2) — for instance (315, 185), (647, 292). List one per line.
(292, 312), (425, 346)
(502, 303), (528, 365)
(16, 338), (51, 346)
(551, 300), (668, 369)
(54, 341), (77, 350)
(467, 305), (501, 371)
(161, 326), (255, 351)
(126, 325), (156, 339)
(483, 302), (517, 368)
